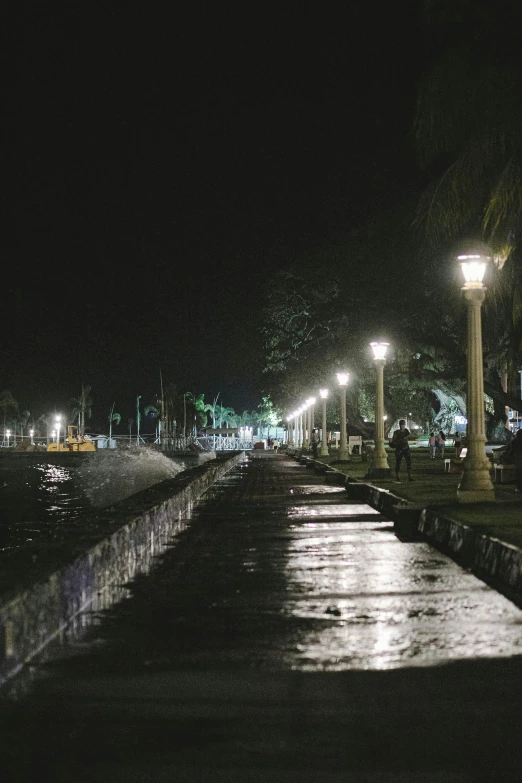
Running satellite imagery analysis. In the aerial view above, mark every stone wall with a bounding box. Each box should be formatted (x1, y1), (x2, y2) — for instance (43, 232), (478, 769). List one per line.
(0, 452), (245, 688)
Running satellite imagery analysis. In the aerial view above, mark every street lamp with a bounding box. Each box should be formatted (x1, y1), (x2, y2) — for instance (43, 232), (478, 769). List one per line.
(368, 342), (391, 476)
(457, 251), (495, 502)
(336, 372), (350, 461)
(319, 389), (329, 456)
(287, 414), (294, 446)
(296, 409), (303, 448)
(306, 397), (316, 450)
(55, 416), (61, 452)
(302, 401), (310, 449)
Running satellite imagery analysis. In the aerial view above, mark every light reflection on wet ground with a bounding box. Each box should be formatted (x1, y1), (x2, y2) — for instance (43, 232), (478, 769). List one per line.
(31, 451), (522, 679)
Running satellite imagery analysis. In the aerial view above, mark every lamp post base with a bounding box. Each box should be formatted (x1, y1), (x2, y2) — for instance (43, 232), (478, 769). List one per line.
(457, 486), (495, 504)
(366, 466), (391, 479)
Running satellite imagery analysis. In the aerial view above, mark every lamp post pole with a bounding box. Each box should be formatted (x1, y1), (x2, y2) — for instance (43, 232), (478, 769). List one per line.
(302, 405), (308, 448)
(319, 389), (329, 456)
(368, 342), (391, 477)
(307, 397), (316, 450)
(287, 416), (294, 446)
(336, 373), (350, 461)
(55, 417), (61, 453)
(457, 253), (495, 502)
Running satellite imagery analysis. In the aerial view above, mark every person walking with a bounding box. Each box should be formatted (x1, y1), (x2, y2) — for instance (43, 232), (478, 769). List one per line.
(391, 419), (413, 482)
(503, 429), (522, 494)
(311, 428), (320, 458)
(436, 430), (446, 459)
(428, 432), (436, 459)
(453, 431), (463, 459)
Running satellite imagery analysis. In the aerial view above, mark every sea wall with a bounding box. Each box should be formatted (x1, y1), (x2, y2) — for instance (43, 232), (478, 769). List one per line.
(0, 452), (245, 688)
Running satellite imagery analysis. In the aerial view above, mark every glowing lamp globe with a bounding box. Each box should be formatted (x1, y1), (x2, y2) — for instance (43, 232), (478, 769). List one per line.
(307, 397), (316, 406)
(370, 341), (389, 360)
(336, 372), (349, 387)
(319, 388), (328, 399)
(458, 254), (489, 289)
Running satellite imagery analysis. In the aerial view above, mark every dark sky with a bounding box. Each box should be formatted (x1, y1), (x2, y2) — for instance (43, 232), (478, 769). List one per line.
(1, 3), (423, 429)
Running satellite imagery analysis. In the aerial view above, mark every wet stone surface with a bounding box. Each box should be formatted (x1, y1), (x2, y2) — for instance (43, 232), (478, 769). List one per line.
(3, 453), (522, 781)
(36, 451), (522, 675)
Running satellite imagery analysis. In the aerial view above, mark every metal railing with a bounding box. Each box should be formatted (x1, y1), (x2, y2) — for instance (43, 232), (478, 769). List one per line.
(197, 435), (255, 451)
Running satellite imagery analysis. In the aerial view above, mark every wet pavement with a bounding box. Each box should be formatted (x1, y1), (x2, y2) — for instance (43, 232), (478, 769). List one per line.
(2, 452), (522, 781)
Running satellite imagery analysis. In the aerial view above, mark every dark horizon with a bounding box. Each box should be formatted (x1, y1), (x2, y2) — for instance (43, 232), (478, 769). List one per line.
(2, 4), (425, 427)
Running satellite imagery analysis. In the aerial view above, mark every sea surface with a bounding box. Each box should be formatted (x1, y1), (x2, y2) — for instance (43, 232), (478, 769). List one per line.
(0, 449), (214, 557)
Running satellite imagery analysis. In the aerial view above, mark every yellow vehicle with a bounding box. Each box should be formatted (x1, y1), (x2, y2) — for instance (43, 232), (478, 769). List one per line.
(47, 425), (96, 452)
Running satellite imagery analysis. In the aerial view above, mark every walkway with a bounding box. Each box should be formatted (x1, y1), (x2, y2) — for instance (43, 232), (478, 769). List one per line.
(2, 452), (522, 781)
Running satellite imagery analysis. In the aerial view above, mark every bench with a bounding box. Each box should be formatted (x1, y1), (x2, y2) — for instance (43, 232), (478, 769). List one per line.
(493, 463), (516, 484)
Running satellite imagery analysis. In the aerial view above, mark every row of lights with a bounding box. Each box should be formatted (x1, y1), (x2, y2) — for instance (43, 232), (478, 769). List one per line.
(286, 248), (497, 502)
(3, 416), (61, 449)
(286, 341), (392, 469)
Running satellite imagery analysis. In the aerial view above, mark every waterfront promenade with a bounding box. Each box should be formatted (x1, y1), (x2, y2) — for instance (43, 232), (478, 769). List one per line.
(2, 451), (522, 781)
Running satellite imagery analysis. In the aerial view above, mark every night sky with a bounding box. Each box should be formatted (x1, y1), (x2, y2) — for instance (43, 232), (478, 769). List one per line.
(2, 4), (424, 428)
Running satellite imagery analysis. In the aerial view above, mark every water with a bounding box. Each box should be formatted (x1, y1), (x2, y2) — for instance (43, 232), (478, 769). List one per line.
(0, 449), (215, 558)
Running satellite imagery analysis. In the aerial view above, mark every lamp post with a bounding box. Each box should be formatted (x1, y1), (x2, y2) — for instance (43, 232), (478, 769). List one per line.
(51, 430), (56, 449)
(319, 389), (329, 456)
(306, 397), (316, 450)
(30, 429), (34, 446)
(457, 252), (495, 502)
(336, 372), (350, 461)
(55, 417), (61, 452)
(368, 342), (391, 477)
(6, 429), (11, 448)
(302, 402), (310, 449)
(287, 415), (294, 446)
(297, 409), (303, 448)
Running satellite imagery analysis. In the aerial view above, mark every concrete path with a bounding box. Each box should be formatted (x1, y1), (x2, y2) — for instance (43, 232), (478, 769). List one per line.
(2, 452), (522, 781)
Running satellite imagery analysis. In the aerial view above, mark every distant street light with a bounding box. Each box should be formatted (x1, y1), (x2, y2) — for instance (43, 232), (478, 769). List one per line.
(336, 372), (350, 461)
(302, 401), (310, 449)
(319, 389), (329, 456)
(287, 414), (294, 446)
(306, 397), (316, 450)
(457, 250), (495, 502)
(368, 342), (391, 477)
(55, 416), (61, 452)
(296, 408), (303, 448)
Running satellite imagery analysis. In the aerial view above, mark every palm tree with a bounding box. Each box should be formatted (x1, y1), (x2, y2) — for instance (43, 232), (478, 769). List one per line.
(144, 405), (160, 441)
(71, 385), (93, 435)
(414, 3), (522, 254)
(108, 403), (121, 442)
(185, 392), (207, 433)
(204, 394), (220, 428)
(214, 404), (235, 429)
(16, 410), (30, 444)
(0, 390), (19, 434)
